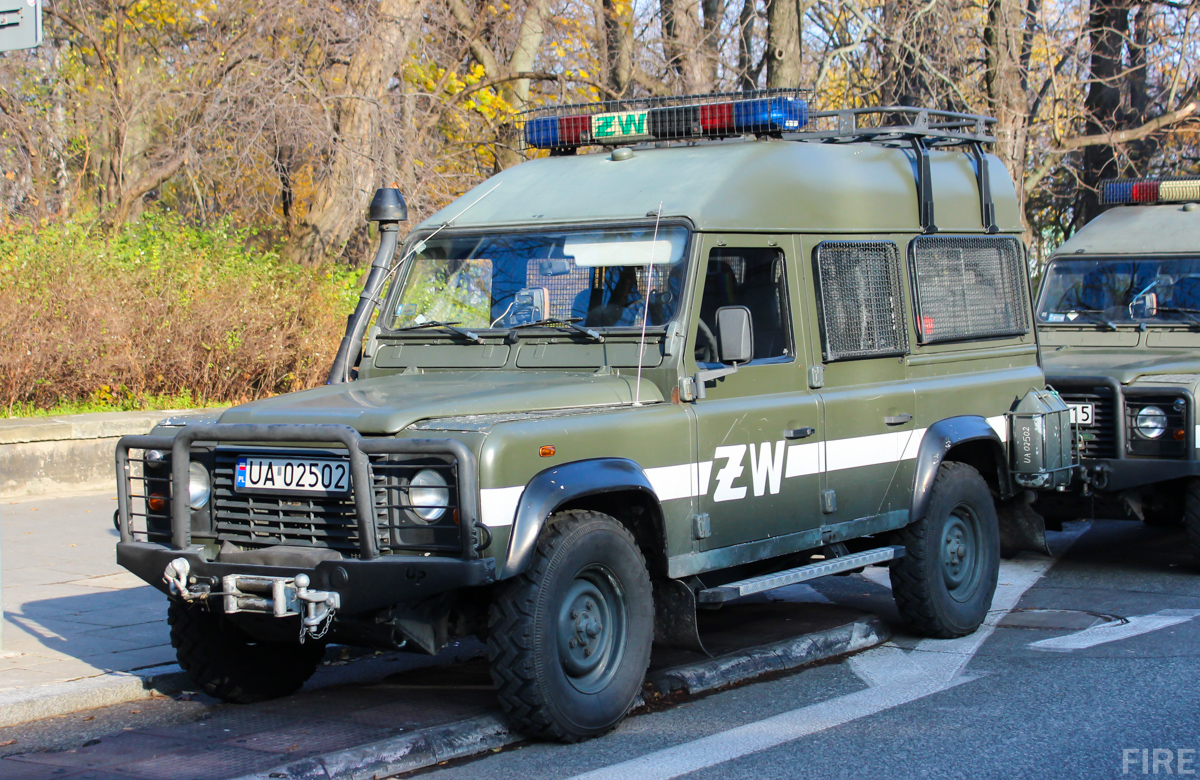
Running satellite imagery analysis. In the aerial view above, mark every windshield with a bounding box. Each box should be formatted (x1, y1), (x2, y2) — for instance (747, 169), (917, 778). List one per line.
(387, 226), (690, 332)
(1038, 256), (1200, 325)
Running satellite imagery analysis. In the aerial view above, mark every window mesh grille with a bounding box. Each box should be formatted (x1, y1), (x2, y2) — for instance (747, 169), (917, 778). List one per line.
(815, 241), (908, 361)
(910, 236), (1028, 343)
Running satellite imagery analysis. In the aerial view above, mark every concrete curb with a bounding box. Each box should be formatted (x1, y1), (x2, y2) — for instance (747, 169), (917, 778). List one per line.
(0, 664), (190, 728)
(233, 616), (890, 780)
(646, 614), (890, 696)
(0, 408), (222, 498)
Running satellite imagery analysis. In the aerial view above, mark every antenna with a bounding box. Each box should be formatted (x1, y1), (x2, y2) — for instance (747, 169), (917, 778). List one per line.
(633, 202), (663, 407)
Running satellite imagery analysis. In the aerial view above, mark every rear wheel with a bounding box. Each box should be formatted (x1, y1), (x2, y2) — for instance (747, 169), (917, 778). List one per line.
(891, 461), (1000, 638)
(487, 510), (653, 742)
(168, 601), (326, 703)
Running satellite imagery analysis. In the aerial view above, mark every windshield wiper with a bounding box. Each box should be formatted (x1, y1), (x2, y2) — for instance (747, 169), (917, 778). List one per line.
(1155, 307), (1200, 329)
(506, 317), (605, 343)
(1065, 309), (1119, 331)
(395, 320), (484, 343)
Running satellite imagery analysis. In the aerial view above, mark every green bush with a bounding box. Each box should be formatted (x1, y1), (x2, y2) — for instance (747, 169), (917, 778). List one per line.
(0, 214), (362, 415)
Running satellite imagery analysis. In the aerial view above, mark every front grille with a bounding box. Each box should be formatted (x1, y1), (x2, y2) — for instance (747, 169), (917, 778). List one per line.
(1060, 390), (1118, 460)
(1125, 396), (1188, 459)
(212, 450), (463, 557)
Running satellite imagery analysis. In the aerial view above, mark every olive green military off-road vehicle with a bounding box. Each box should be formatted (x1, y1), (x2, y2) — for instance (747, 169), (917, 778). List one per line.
(1034, 178), (1200, 560)
(115, 91), (1072, 741)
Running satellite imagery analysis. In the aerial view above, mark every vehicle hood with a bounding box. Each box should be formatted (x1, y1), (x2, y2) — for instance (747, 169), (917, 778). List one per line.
(217, 371), (662, 434)
(1042, 347), (1200, 385)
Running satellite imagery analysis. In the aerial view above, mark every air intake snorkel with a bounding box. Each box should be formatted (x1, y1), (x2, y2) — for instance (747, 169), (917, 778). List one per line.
(327, 187), (407, 384)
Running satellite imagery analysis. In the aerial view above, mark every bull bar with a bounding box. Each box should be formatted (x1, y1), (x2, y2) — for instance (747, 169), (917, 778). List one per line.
(114, 423), (482, 561)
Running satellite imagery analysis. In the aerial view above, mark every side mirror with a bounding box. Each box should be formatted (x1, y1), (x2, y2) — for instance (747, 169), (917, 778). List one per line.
(715, 305), (754, 364)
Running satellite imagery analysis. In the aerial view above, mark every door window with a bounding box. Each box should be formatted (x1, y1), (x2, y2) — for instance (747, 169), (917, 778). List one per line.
(698, 247), (792, 365)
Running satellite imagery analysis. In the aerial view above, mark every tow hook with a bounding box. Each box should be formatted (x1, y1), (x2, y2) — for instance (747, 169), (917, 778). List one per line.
(163, 558), (340, 642)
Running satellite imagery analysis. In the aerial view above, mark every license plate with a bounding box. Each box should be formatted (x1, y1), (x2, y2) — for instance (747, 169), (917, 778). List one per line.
(1068, 403), (1095, 426)
(235, 456), (349, 496)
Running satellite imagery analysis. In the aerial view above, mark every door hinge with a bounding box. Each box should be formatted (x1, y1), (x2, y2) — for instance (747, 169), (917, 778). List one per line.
(808, 365), (824, 389)
(691, 513), (711, 540)
(821, 489), (837, 514)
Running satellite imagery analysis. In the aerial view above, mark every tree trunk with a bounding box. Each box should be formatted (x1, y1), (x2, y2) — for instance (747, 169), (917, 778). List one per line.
(1073, 0), (1131, 231)
(736, 0), (757, 90)
(603, 0), (635, 96)
(766, 0), (802, 88)
(285, 0), (420, 265)
(661, 0), (707, 91)
(984, 0), (1032, 215)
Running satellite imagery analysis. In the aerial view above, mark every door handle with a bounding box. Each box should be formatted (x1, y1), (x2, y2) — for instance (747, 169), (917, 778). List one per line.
(884, 413), (914, 426)
(785, 427), (816, 440)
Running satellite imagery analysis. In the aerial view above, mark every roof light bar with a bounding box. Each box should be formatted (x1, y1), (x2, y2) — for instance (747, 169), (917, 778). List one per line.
(520, 90), (809, 151)
(1100, 177), (1200, 205)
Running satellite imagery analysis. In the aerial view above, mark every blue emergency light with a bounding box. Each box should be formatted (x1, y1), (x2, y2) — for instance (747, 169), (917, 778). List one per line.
(522, 91), (809, 150)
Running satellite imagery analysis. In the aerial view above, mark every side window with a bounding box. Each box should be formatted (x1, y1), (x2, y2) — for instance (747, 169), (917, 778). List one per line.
(910, 236), (1029, 343)
(815, 241), (908, 361)
(698, 247), (791, 364)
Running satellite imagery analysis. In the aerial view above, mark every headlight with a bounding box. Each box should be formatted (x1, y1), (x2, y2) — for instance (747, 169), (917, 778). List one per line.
(408, 468), (448, 522)
(1134, 406), (1167, 439)
(188, 462), (212, 509)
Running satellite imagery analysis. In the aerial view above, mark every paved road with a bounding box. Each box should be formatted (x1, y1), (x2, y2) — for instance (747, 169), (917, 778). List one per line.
(3, 496), (1198, 780)
(423, 519), (1200, 780)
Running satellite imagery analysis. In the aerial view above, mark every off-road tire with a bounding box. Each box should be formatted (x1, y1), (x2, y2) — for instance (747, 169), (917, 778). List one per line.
(487, 509), (654, 742)
(1185, 479), (1200, 566)
(168, 601), (326, 704)
(891, 461), (1000, 638)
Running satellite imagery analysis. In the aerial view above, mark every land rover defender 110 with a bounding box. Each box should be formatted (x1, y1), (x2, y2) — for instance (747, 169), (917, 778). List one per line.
(1035, 177), (1200, 561)
(114, 90), (1071, 742)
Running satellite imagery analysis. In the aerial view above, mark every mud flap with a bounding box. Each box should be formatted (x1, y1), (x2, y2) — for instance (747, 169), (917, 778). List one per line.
(652, 578), (710, 657)
(997, 490), (1051, 557)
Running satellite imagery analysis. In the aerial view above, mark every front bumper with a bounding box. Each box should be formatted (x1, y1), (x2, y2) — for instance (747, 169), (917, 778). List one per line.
(118, 541), (496, 614)
(1080, 458), (1200, 492)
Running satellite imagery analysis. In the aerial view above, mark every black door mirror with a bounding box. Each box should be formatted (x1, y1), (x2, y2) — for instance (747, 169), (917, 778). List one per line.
(715, 305), (754, 364)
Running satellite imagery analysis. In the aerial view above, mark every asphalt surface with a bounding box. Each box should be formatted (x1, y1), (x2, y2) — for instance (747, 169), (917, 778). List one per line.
(2, 515), (1198, 779)
(418, 518), (1200, 780)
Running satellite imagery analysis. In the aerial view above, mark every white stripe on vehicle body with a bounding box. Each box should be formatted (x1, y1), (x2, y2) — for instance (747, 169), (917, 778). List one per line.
(479, 417), (1010, 527)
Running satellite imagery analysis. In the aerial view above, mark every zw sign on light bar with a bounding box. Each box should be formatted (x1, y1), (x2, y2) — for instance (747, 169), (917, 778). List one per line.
(1100, 178), (1200, 205)
(524, 96), (808, 150)
(0, 0), (41, 53)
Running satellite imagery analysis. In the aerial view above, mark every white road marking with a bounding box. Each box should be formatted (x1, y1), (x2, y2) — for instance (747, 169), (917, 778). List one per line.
(1028, 609), (1200, 653)
(567, 523), (1090, 780)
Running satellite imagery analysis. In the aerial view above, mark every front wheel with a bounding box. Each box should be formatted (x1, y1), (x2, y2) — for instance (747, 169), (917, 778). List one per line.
(487, 510), (654, 742)
(890, 461), (1000, 638)
(168, 601), (326, 703)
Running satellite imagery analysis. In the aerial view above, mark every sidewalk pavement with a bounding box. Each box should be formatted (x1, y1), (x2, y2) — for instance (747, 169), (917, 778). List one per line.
(1, 489), (181, 721)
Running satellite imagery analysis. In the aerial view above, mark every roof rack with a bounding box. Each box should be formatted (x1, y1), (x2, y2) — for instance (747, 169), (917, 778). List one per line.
(515, 92), (1000, 234)
(793, 106), (995, 147)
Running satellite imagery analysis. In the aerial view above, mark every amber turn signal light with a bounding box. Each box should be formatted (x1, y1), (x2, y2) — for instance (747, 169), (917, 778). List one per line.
(539, 445), (557, 457)
(1174, 429), (1186, 441)
(147, 494), (167, 511)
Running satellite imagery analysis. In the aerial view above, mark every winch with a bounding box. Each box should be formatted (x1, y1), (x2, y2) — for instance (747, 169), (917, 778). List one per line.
(163, 557), (340, 642)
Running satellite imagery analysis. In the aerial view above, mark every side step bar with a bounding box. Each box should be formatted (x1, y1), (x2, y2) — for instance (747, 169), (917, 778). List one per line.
(697, 546), (905, 605)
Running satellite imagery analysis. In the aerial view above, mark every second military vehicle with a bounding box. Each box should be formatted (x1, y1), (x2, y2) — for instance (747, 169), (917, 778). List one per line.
(113, 91), (1070, 742)
(1035, 177), (1200, 561)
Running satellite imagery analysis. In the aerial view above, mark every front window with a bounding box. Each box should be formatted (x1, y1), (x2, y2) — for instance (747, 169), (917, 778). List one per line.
(1038, 256), (1200, 325)
(386, 226), (690, 332)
